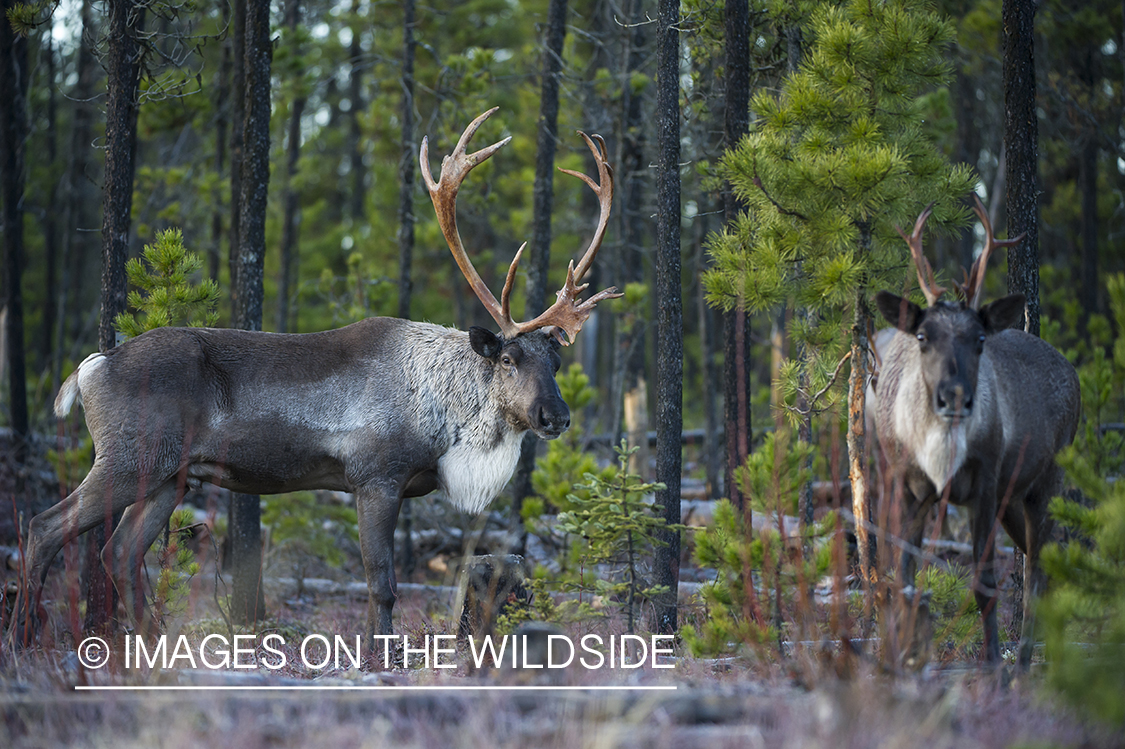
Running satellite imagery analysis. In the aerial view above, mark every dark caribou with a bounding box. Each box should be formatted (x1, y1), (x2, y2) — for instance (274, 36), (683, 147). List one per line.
(869, 196), (1079, 666)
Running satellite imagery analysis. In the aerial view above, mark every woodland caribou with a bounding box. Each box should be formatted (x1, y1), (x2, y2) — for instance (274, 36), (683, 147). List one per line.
(9, 109), (620, 644)
(870, 196), (1079, 666)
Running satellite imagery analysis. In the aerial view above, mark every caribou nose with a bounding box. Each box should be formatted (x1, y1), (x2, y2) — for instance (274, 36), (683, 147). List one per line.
(936, 383), (972, 417)
(538, 404), (571, 435)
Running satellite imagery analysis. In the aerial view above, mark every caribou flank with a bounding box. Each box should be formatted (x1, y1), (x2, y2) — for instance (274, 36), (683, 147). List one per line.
(10, 109), (619, 643)
(870, 196), (1079, 666)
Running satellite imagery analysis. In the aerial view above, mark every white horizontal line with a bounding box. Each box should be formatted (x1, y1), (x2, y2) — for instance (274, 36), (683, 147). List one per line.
(74, 684), (678, 692)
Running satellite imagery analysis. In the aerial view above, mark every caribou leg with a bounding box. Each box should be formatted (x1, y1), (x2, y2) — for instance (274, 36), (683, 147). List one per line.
(104, 478), (183, 632)
(970, 474), (1003, 665)
(1015, 473), (1059, 669)
(9, 456), (141, 643)
(356, 482), (404, 641)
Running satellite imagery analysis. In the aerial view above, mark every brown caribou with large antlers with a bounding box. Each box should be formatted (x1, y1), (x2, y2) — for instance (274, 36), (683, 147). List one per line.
(9, 109), (618, 644)
(870, 195), (1079, 666)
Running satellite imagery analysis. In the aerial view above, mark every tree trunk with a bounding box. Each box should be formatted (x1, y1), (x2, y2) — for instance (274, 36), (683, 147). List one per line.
(54, 0), (96, 391)
(87, 0), (146, 632)
(1002, 0), (1042, 641)
(954, 68), (981, 271)
(651, 0), (682, 636)
(847, 224), (874, 581)
(230, 0), (273, 625)
(1, 0), (30, 466)
(347, 0), (365, 223)
(511, 0), (569, 538)
(210, 0), (231, 284)
(1002, 0), (1040, 336)
(611, 0), (649, 471)
(397, 0), (417, 575)
(39, 34), (58, 373)
(277, 0), (304, 334)
(229, 0), (246, 313)
(723, 0), (750, 510)
(1079, 121), (1098, 331)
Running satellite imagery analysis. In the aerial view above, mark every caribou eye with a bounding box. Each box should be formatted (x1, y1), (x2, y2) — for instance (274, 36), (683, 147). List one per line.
(916, 332), (927, 343)
(501, 355), (512, 366)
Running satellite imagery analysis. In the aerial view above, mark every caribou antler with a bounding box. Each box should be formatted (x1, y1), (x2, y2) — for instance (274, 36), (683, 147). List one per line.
(420, 108), (621, 345)
(895, 203), (945, 307)
(958, 194), (1025, 310)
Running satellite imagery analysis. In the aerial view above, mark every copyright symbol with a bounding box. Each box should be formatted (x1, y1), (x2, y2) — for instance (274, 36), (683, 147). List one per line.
(78, 637), (110, 669)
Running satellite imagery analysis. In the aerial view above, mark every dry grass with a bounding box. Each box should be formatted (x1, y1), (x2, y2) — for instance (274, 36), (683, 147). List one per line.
(1, 569), (1118, 749)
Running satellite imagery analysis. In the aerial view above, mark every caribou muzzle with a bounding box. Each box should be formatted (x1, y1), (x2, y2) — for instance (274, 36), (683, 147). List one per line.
(534, 398), (571, 438)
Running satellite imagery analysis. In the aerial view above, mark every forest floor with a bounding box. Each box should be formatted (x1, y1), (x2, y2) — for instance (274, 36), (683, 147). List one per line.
(1, 563), (1120, 749)
(0, 434), (1120, 747)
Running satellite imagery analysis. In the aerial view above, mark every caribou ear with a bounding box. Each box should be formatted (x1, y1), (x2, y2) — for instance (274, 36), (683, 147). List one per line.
(875, 291), (923, 333)
(469, 326), (503, 360)
(979, 294), (1026, 333)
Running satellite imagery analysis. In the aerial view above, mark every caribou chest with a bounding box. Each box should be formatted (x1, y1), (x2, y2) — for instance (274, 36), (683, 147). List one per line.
(437, 427), (523, 514)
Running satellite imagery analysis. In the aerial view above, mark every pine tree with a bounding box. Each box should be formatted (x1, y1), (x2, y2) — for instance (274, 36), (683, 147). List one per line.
(704, 0), (976, 577)
(1038, 273), (1125, 726)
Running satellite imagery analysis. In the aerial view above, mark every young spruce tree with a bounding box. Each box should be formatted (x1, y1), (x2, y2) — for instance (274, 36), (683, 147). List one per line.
(704, 0), (975, 576)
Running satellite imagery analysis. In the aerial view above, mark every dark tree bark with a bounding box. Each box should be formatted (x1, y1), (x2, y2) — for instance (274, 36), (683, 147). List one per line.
(1079, 134), (1098, 330)
(609, 0), (649, 470)
(847, 224), (875, 580)
(1, 0), (30, 465)
(54, 0), (97, 392)
(1002, 0), (1040, 336)
(954, 68), (981, 272)
(651, 0), (682, 636)
(229, 0), (246, 311)
(512, 0), (569, 538)
(397, 0), (416, 322)
(230, 0), (273, 625)
(277, 0), (304, 334)
(210, 0), (231, 283)
(723, 0), (750, 512)
(87, 0), (146, 632)
(40, 34), (58, 373)
(347, 0), (366, 222)
(1077, 38), (1100, 330)
(397, 0), (417, 574)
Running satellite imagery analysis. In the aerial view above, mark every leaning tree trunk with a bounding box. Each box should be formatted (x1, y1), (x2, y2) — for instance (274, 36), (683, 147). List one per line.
(722, 0), (751, 512)
(397, 0), (417, 574)
(230, 0), (273, 625)
(1, 0), (30, 467)
(86, 0), (146, 632)
(511, 0), (568, 539)
(651, 0), (682, 636)
(846, 223), (874, 582)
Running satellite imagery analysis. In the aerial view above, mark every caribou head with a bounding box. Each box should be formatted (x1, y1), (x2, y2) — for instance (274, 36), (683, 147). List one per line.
(875, 196), (1027, 422)
(420, 108), (620, 440)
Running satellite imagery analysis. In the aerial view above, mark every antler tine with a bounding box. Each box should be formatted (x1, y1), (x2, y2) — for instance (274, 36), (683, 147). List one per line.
(513, 130), (621, 346)
(420, 107), (518, 337)
(965, 193), (1024, 310)
(894, 202), (945, 307)
(559, 131), (613, 285)
(422, 112), (619, 346)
